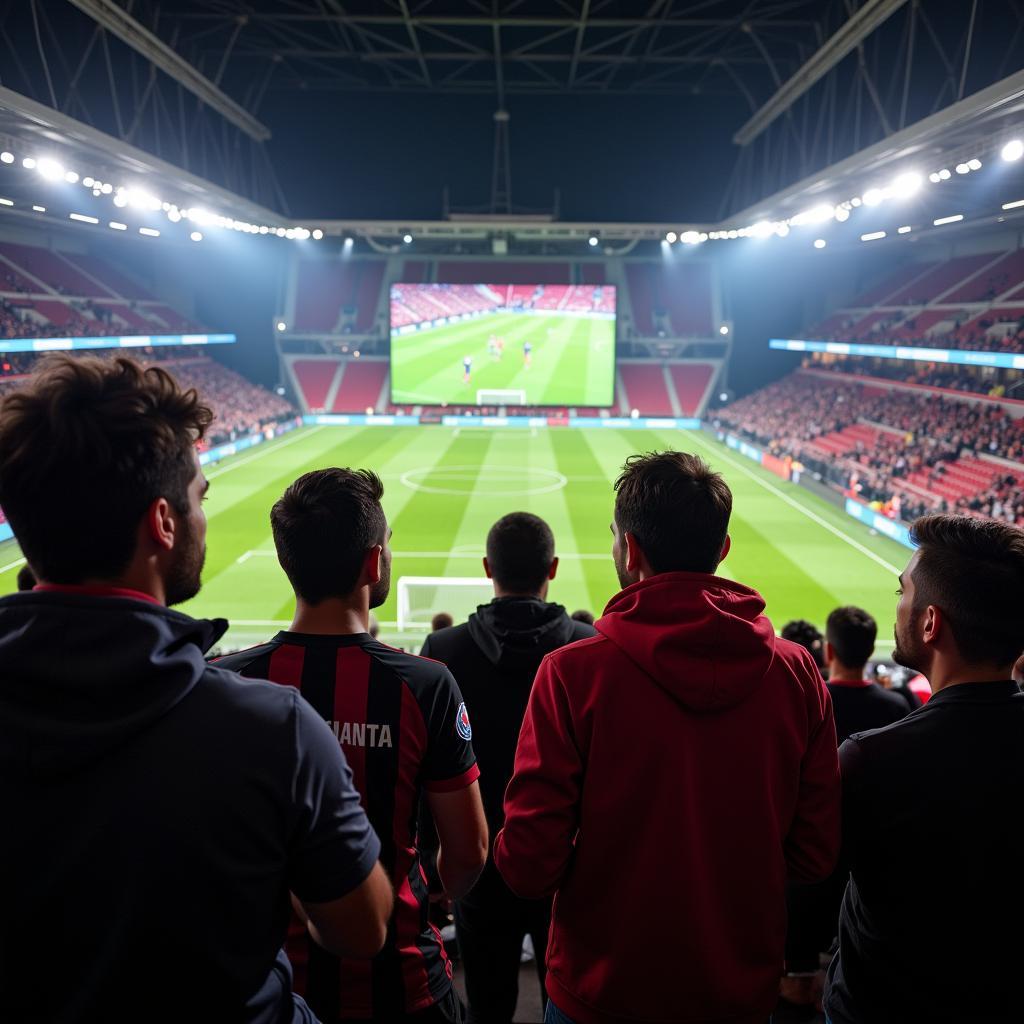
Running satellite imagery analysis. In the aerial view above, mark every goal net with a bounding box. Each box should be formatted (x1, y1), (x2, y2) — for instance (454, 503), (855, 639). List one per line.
(397, 576), (495, 631)
(476, 388), (526, 406)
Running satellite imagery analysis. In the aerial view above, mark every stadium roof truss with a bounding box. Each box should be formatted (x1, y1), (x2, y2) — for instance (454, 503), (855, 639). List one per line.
(1, 1), (1024, 243)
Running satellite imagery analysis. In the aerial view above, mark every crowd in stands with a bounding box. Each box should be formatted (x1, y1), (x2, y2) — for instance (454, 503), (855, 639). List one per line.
(716, 371), (1024, 526)
(2, 354), (1023, 1024)
(810, 356), (1017, 398)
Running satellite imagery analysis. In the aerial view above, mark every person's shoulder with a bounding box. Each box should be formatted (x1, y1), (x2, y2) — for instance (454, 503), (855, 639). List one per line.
(568, 618), (598, 643)
(367, 636), (456, 691)
(196, 661), (302, 727)
(422, 622), (472, 658)
(543, 630), (610, 670)
(211, 639), (279, 675)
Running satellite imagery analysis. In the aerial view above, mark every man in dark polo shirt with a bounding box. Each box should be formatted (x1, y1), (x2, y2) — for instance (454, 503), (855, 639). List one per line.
(421, 512), (595, 1024)
(0, 355), (392, 1024)
(825, 514), (1024, 1024)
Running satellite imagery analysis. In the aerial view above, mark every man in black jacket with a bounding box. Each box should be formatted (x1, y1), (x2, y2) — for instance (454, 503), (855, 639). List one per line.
(0, 355), (392, 1024)
(421, 512), (594, 1024)
(824, 514), (1024, 1024)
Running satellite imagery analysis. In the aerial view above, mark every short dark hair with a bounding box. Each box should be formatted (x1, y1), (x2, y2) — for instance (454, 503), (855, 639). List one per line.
(271, 468), (386, 604)
(486, 512), (555, 593)
(909, 514), (1024, 666)
(16, 564), (36, 592)
(613, 451), (731, 573)
(781, 619), (825, 669)
(431, 612), (454, 631)
(571, 609), (595, 625)
(0, 355), (211, 582)
(826, 606), (877, 670)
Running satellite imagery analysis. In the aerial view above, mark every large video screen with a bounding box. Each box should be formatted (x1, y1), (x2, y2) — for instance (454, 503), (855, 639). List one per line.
(390, 283), (616, 407)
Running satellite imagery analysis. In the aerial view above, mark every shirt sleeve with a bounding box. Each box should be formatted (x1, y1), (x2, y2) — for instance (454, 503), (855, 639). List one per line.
(287, 690), (382, 903)
(420, 665), (480, 793)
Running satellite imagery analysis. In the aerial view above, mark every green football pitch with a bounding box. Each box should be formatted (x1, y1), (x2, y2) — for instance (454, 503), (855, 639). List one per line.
(0, 425), (911, 655)
(390, 312), (615, 407)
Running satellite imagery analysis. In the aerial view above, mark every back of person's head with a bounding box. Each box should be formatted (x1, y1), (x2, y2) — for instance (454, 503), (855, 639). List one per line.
(571, 608), (594, 625)
(613, 451), (731, 573)
(0, 355), (211, 586)
(16, 564), (36, 592)
(271, 467), (387, 605)
(485, 512), (555, 594)
(826, 606), (877, 672)
(430, 611), (453, 632)
(781, 619), (825, 669)
(906, 514), (1024, 668)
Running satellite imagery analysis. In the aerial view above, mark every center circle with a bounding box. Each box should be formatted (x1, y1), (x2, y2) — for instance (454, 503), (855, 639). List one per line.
(399, 464), (568, 496)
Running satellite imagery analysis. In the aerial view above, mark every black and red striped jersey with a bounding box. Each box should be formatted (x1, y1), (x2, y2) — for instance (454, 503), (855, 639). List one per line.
(217, 631), (479, 1020)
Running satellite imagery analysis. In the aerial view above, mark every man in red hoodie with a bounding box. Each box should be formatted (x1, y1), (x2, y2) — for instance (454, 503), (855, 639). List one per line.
(494, 451), (841, 1024)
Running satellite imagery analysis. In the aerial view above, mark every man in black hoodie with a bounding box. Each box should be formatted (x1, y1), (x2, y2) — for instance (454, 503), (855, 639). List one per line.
(0, 355), (393, 1024)
(421, 512), (594, 1024)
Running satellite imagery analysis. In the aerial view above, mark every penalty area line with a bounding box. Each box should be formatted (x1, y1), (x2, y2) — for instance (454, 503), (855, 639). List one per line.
(206, 426), (325, 480)
(687, 432), (902, 577)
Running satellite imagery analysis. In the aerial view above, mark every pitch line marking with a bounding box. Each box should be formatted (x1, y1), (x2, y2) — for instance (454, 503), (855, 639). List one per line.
(686, 432), (902, 577)
(399, 464), (567, 497)
(206, 426), (325, 481)
(0, 555), (26, 574)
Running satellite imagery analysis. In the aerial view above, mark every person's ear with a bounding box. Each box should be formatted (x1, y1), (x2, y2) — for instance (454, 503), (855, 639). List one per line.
(718, 534), (732, 564)
(624, 531), (644, 573)
(482, 557), (493, 580)
(824, 640), (835, 665)
(364, 544), (383, 585)
(548, 556), (559, 581)
(146, 497), (175, 552)
(923, 604), (940, 646)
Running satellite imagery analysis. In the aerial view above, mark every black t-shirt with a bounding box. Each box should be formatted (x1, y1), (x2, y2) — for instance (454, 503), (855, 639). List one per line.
(824, 681), (1024, 1024)
(826, 679), (909, 745)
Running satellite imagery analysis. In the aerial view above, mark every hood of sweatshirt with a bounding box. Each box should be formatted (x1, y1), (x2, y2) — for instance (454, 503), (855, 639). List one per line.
(0, 590), (227, 780)
(467, 596), (582, 669)
(596, 571), (777, 713)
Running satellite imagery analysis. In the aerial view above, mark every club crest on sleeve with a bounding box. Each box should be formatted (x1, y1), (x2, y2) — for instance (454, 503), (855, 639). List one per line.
(455, 702), (472, 741)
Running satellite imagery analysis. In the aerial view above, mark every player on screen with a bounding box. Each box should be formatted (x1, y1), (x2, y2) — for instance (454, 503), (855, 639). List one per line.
(463, 355), (472, 383)
(523, 341), (532, 368)
(497, 337), (505, 360)
(488, 336), (498, 361)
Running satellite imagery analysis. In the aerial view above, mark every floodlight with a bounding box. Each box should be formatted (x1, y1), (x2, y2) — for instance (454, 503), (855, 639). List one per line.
(862, 188), (884, 206)
(22, 157), (35, 169)
(190, 231), (203, 242)
(933, 214), (963, 226)
(813, 238), (827, 249)
(108, 222), (127, 230)
(897, 225), (912, 234)
(891, 172), (922, 198)
(32, 205), (45, 212)
(82, 176), (94, 186)
(665, 231), (677, 243)
(139, 227), (160, 237)
(69, 213), (99, 224)
(751, 221), (773, 238)
(968, 158), (982, 171)
(343, 236), (354, 247)
(851, 197), (862, 207)
(928, 172), (941, 183)
(101, 183), (113, 194)
(1002, 139), (1024, 162)
(775, 223), (790, 237)
(313, 229), (325, 240)
(0, 152), (13, 164)
(588, 235), (599, 246)
(861, 231), (886, 241)
(955, 163), (970, 175)
(719, 324), (730, 335)
(681, 230), (703, 244)
(64, 171), (78, 184)
(276, 321), (286, 332)
(939, 168), (951, 180)
(403, 233), (413, 244)
(834, 207), (850, 222)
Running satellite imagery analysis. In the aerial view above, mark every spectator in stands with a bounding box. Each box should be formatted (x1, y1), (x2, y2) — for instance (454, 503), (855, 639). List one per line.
(569, 608), (594, 625)
(431, 611), (454, 632)
(824, 514), (1024, 1024)
(15, 563), (35, 591)
(823, 606), (908, 743)
(495, 451), (840, 1024)
(782, 618), (826, 671)
(0, 355), (391, 1022)
(217, 468), (488, 1024)
(782, 606), (909, 1002)
(420, 512), (595, 1024)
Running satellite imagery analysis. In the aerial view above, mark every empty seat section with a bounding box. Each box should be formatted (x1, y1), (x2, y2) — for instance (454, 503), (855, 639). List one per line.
(943, 248), (1024, 302)
(0, 259), (43, 293)
(669, 363), (714, 414)
(625, 264), (656, 335)
(30, 300), (76, 328)
(0, 242), (111, 296)
(61, 253), (153, 299)
(332, 360), (388, 412)
(294, 261), (357, 332)
(894, 308), (959, 337)
(292, 359), (338, 411)
(887, 253), (1005, 304)
(619, 363), (673, 415)
(146, 304), (198, 332)
(849, 262), (936, 306)
(97, 303), (161, 332)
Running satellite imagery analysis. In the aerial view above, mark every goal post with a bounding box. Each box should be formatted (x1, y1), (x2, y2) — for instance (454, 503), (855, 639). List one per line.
(397, 576), (495, 630)
(476, 388), (526, 406)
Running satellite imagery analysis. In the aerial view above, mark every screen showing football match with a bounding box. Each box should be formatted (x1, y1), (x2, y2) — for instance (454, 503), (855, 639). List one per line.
(389, 283), (616, 407)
